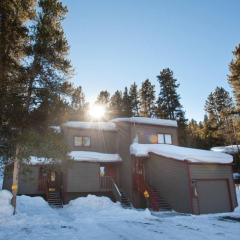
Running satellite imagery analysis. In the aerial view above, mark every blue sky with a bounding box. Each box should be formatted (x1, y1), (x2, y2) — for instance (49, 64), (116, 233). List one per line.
(62, 0), (240, 121)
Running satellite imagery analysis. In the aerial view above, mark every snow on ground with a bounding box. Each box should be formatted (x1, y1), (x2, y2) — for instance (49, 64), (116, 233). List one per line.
(130, 143), (233, 163)
(0, 189), (240, 240)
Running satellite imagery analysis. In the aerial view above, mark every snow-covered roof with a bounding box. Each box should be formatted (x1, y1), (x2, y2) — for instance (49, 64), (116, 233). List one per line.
(69, 151), (122, 163)
(62, 121), (117, 131)
(130, 143), (233, 164)
(49, 126), (61, 133)
(112, 117), (178, 127)
(211, 145), (240, 154)
(25, 156), (60, 165)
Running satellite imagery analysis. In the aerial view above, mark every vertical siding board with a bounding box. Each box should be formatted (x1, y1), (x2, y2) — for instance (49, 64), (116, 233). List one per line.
(146, 153), (191, 213)
(62, 127), (118, 153)
(67, 162), (100, 192)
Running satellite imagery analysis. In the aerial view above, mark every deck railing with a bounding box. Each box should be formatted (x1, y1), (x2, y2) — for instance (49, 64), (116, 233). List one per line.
(100, 176), (113, 190)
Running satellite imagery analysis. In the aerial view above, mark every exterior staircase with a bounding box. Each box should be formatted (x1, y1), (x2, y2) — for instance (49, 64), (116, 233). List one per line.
(119, 190), (132, 208)
(133, 173), (172, 211)
(47, 191), (63, 208)
(149, 187), (171, 211)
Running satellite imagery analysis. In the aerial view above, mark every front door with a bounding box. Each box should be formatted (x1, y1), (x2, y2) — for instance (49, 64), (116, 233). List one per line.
(48, 171), (59, 192)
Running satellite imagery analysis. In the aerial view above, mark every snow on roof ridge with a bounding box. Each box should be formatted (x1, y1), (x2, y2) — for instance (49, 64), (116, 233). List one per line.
(130, 143), (233, 164)
(111, 117), (178, 127)
(211, 145), (240, 154)
(62, 121), (117, 131)
(69, 151), (122, 163)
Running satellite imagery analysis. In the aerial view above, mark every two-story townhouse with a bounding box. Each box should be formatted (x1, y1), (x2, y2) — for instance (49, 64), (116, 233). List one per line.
(2, 117), (238, 214)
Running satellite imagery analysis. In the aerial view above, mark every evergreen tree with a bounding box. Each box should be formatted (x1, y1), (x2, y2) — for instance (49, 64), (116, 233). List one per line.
(122, 87), (132, 117)
(204, 87), (234, 124)
(0, 0), (36, 133)
(26, 0), (72, 127)
(228, 44), (240, 110)
(139, 79), (155, 117)
(129, 82), (140, 116)
(109, 90), (123, 118)
(204, 87), (234, 146)
(156, 68), (184, 120)
(96, 90), (110, 105)
(71, 86), (86, 111)
(156, 68), (187, 145)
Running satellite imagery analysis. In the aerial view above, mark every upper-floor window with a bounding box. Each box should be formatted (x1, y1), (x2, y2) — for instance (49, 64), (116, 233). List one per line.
(74, 136), (91, 147)
(157, 134), (172, 144)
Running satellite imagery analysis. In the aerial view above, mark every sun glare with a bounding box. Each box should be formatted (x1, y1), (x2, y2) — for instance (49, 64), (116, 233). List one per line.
(88, 104), (106, 120)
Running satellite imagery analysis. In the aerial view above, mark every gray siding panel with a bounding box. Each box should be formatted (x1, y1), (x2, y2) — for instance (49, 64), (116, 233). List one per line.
(146, 154), (191, 213)
(18, 166), (40, 194)
(62, 127), (117, 153)
(67, 162), (100, 192)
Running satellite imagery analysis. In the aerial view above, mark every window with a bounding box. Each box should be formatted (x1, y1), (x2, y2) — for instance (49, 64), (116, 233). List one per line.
(74, 136), (82, 146)
(82, 136), (91, 147)
(157, 134), (172, 144)
(74, 136), (91, 147)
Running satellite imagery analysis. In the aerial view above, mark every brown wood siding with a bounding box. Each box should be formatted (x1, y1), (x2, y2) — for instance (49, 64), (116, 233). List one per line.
(189, 164), (238, 211)
(66, 161), (100, 192)
(115, 122), (133, 201)
(62, 127), (117, 153)
(130, 124), (179, 146)
(146, 153), (192, 213)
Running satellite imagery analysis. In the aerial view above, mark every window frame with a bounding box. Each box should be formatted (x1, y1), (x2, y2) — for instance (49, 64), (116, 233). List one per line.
(74, 136), (91, 147)
(157, 133), (172, 145)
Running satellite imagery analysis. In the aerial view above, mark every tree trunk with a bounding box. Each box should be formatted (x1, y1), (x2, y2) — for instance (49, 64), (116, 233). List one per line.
(12, 145), (20, 215)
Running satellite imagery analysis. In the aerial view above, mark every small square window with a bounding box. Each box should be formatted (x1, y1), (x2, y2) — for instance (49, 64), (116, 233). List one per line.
(157, 134), (172, 144)
(83, 136), (91, 147)
(165, 134), (172, 144)
(74, 136), (82, 146)
(157, 134), (165, 144)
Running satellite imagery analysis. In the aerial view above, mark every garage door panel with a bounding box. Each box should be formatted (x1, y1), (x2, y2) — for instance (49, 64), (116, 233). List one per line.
(196, 180), (231, 214)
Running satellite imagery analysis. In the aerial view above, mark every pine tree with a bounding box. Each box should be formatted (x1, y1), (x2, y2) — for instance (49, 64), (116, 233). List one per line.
(156, 68), (184, 120)
(228, 44), (240, 110)
(156, 68), (187, 145)
(26, 0), (72, 127)
(129, 82), (140, 116)
(205, 87), (233, 124)
(139, 79), (155, 117)
(96, 90), (110, 105)
(204, 87), (234, 146)
(71, 86), (86, 111)
(0, 0), (36, 132)
(109, 90), (123, 118)
(122, 87), (132, 117)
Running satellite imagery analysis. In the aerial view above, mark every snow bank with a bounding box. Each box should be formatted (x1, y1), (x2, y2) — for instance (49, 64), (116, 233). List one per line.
(65, 194), (152, 220)
(211, 145), (240, 154)
(62, 121), (117, 131)
(0, 190), (13, 216)
(112, 117), (178, 127)
(17, 195), (55, 216)
(69, 151), (122, 163)
(130, 143), (233, 164)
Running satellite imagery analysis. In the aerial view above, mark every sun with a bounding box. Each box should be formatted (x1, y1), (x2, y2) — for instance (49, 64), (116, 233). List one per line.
(88, 104), (106, 120)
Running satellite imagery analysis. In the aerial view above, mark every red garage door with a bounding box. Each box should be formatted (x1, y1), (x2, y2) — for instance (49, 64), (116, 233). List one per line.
(196, 180), (232, 214)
